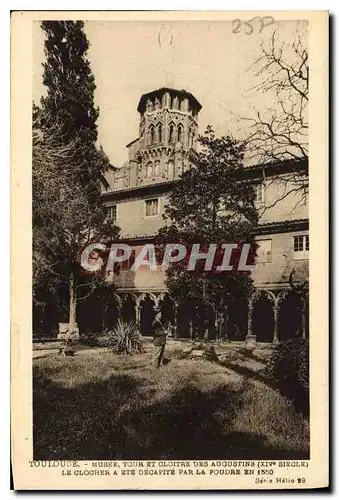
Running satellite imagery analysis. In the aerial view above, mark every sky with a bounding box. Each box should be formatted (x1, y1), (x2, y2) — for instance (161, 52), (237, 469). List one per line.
(33, 19), (305, 168)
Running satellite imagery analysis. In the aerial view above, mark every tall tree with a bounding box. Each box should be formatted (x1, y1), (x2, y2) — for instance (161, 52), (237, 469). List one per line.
(33, 21), (119, 334)
(157, 127), (258, 339)
(240, 25), (308, 208)
(38, 21), (111, 194)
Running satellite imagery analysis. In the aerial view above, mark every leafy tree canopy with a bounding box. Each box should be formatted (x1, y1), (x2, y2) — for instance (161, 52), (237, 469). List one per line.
(157, 126), (258, 307)
(33, 21), (119, 331)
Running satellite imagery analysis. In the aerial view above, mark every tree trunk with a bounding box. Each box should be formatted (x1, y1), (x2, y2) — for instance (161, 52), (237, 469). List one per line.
(102, 303), (107, 333)
(68, 272), (77, 333)
(214, 310), (219, 341)
(223, 306), (229, 341)
(189, 320), (193, 341)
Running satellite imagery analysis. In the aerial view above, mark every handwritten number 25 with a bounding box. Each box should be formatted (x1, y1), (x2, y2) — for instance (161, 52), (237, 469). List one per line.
(232, 16), (275, 35)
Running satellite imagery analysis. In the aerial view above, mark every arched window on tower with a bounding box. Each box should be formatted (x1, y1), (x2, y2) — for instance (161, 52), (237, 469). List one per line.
(178, 125), (183, 143)
(146, 99), (153, 112)
(157, 124), (163, 144)
(149, 126), (155, 145)
(167, 160), (174, 179)
(169, 124), (175, 144)
(146, 161), (153, 177)
(154, 160), (160, 176)
(191, 131), (195, 147)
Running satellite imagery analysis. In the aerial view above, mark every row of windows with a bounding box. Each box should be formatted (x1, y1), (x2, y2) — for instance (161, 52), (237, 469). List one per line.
(255, 183), (265, 203)
(106, 205), (117, 222)
(148, 124), (163, 144)
(145, 95), (197, 115)
(115, 249), (136, 270)
(257, 235), (309, 262)
(145, 160), (175, 178)
(107, 203), (309, 261)
(254, 182), (309, 205)
(112, 239), (308, 274)
(146, 160), (160, 178)
(145, 198), (159, 217)
(106, 198), (160, 222)
(108, 182), (305, 211)
(147, 124), (191, 145)
(146, 96), (186, 112)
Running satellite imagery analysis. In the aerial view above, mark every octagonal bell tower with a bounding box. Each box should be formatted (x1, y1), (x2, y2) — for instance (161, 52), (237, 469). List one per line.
(126, 88), (202, 187)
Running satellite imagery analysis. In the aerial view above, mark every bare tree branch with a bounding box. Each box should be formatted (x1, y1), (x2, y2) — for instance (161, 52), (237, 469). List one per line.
(236, 24), (309, 211)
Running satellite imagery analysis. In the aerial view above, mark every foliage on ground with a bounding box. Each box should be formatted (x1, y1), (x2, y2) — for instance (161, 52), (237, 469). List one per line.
(265, 338), (309, 415)
(107, 320), (144, 355)
(33, 347), (309, 460)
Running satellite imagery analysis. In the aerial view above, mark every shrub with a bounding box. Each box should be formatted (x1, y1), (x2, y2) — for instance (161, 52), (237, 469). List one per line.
(107, 320), (144, 355)
(265, 338), (309, 414)
(58, 339), (76, 357)
(80, 332), (100, 347)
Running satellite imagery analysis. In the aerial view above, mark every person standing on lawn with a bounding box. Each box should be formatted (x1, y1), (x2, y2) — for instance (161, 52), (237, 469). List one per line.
(152, 308), (169, 367)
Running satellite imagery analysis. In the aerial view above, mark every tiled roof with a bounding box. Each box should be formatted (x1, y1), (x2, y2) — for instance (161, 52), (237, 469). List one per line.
(258, 218), (308, 227)
(102, 180), (175, 198)
(115, 219), (309, 242)
(255, 218), (308, 235)
(137, 87), (202, 113)
(102, 159), (308, 197)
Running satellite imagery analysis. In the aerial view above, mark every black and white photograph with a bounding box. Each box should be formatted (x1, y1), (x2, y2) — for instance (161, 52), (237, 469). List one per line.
(11, 10), (328, 490)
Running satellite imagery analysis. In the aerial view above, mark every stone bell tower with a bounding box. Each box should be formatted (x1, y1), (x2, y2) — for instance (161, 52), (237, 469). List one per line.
(125, 88), (202, 188)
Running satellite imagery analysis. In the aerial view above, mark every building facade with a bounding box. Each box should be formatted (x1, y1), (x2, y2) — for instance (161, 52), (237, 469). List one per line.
(101, 88), (309, 343)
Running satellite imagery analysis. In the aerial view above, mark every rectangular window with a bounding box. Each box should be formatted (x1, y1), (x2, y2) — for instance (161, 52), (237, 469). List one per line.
(121, 249), (136, 271)
(293, 235), (309, 260)
(145, 198), (159, 217)
(255, 183), (264, 203)
(107, 205), (117, 222)
(256, 238), (272, 263)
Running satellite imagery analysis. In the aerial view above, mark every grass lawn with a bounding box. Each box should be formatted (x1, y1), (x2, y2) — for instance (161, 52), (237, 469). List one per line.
(33, 342), (309, 460)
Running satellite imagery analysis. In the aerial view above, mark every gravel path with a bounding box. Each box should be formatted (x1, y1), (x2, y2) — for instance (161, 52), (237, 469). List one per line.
(32, 346), (107, 359)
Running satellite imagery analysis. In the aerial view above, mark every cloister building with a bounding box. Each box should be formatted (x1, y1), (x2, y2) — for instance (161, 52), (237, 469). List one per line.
(99, 87), (309, 344)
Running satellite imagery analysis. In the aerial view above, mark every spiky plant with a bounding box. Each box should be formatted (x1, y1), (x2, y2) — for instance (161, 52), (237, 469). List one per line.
(107, 320), (144, 355)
